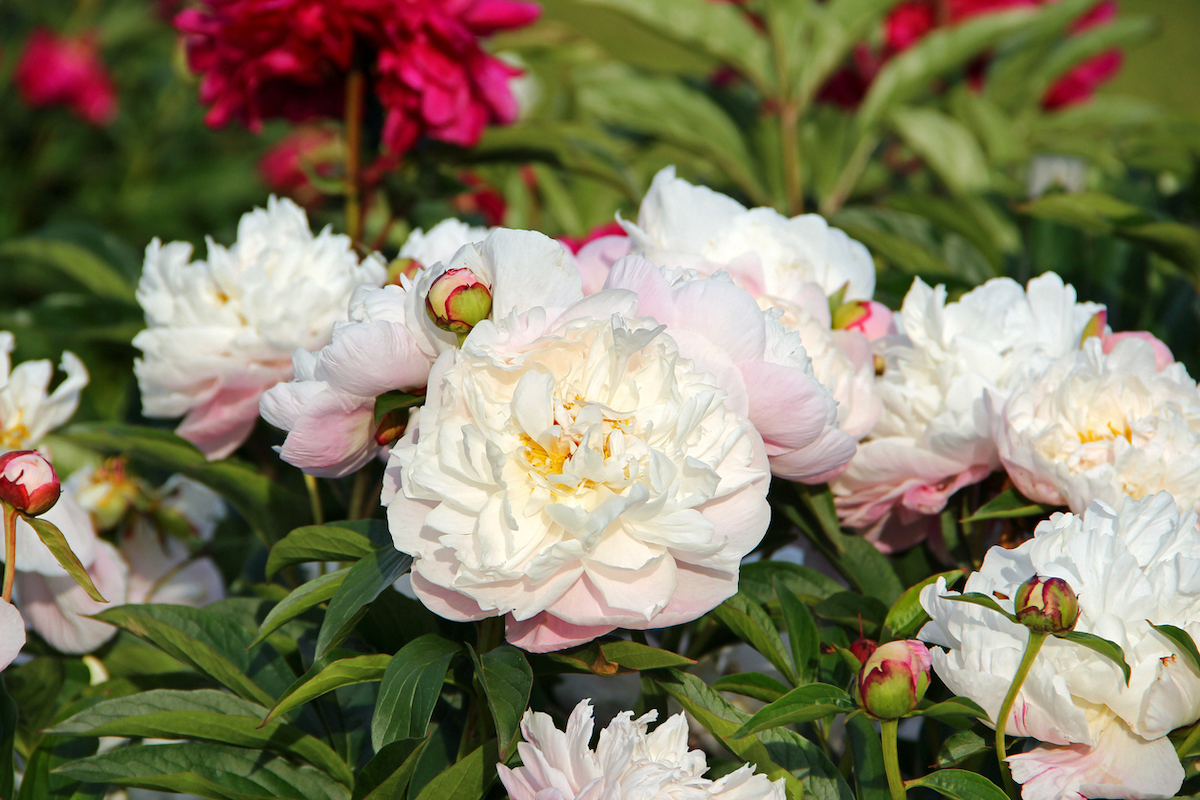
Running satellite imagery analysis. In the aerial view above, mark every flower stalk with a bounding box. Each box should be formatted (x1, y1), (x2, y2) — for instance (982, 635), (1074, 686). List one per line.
(995, 629), (1048, 800)
(880, 718), (907, 800)
(344, 68), (365, 247)
(2, 503), (17, 603)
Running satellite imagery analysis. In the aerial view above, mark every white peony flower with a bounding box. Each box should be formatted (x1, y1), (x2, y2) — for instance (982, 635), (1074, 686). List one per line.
(383, 289), (770, 653)
(498, 700), (785, 800)
(623, 166), (875, 302)
(0, 331), (88, 452)
(832, 273), (1101, 550)
(134, 196), (386, 460)
(398, 218), (490, 268)
(919, 492), (1200, 800)
(995, 337), (1200, 514)
(0, 598), (24, 671)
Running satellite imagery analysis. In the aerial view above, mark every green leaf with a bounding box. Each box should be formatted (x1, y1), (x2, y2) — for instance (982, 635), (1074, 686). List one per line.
(0, 677), (16, 800)
(814, 592), (889, 636)
(316, 546), (413, 656)
(1019, 191), (1146, 234)
(885, 570), (967, 638)
(599, 640), (697, 671)
(372, 391), (425, 426)
(840, 537), (907, 606)
(411, 739), (497, 800)
(17, 736), (103, 800)
(889, 107), (990, 195)
(797, 0), (904, 106)
(92, 605), (292, 707)
(960, 488), (1058, 522)
(732, 684), (856, 737)
(64, 424), (307, 546)
(1124, 221), (1200, 276)
(25, 516), (105, 602)
(917, 697), (991, 723)
(51, 742), (350, 800)
(352, 739), (427, 800)
(266, 521), (387, 578)
(1053, 630), (1131, 685)
(711, 672), (790, 704)
(845, 713), (890, 800)
(0, 238), (135, 302)
(857, 8), (1041, 129)
(740, 560), (843, 605)
(264, 653), (391, 725)
(371, 634), (461, 751)
(775, 579), (821, 682)
(907, 769), (1009, 800)
(1026, 17), (1155, 107)
(935, 729), (988, 768)
(46, 689), (352, 787)
(1149, 623), (1200, 674)
(713, 593), (799, 685)
(945, 593), (1019, 624)
(469, 645), (533, 759)
(832, 219), (962, 284)
(251, 568), (348, 647)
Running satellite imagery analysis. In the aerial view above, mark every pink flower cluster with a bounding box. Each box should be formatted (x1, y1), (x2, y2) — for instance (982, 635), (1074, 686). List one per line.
(14, 29), (118, 126)
(175, 0), (540, 154)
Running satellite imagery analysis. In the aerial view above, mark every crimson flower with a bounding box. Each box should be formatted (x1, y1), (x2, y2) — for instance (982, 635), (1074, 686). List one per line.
(14, 29), (118, 126)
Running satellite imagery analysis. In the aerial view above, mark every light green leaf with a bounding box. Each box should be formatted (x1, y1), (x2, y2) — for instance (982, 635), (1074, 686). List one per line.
(599, 641), (697, 671)
(352, 739), (427, 800)
(960, 487), (1057, 522)
(775, 579), (821, 682)
(26, 517), (105, 602)
(714, 593), (799, 686)
(1054, 630), (1131, 685)
(889, 107), (990, 195)
(0, 238), (135, 302)
(411, 739), (498, 800)
(732, 684), (856, 737)
(265, 521), (387, 578)
(936, 730), (989, 768)
(945, 593), (1019, 624)
(907, 769), (1008, 800)
(1148, 623), (1200, 674)
(264, 653), (391, 725)
(372, 391), (424, 426)
(917, 697), (991, 723)
(885, 570), (967, 638)
(845, 713), (890, 800)
(251, 568), (348, 647)
(372, 635), (461, 751)
(711, 672), (790, 704)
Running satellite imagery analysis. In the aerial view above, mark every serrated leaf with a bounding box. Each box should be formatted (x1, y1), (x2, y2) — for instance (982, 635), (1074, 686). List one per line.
(411, 739), (497, 800)
(469, 645), (533, 759)
(372, 391), (424, 426)
(945, 593), (1019, 624)
(907, 769), (1008, 800)
(885, 570), (967, 638)
(1054, 630), (1131, 684)
(316, 546), (412, 656)
(46, 689), (351, 787)
(599, 640), (696, 671)
(251, 568), (348, 647)
(917, 697), (990, 723)
(372, 634), (460, 751)
(733, 684), (856, 737)
(51, 742), (349, 800)
(712, 672), (790, 704)
(266, 521), (387, 579)
(936, 729), (988, 768)
(1149, 623), (1200, 674)
(775, 580), (821, 682)
(25, 516), (105, 602)
(714, 593), (799, 685)
(960, 488), (1057, 522)
(264, 653), (391, 725)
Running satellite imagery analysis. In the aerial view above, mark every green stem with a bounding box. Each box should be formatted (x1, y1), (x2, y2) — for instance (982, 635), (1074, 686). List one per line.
(780, 102), (804, 215)
(881, 718), (907, 800)
(1177, 718), (1200, 758)
(475, 616), (505, 654)
(995, 630), (1048, 800)
(2, 504), (16, 603)
(343, 69), (365, 247)
(347, 469), (369, 521)
(304, 473), (324, 526)
(820, 133), (880, 216)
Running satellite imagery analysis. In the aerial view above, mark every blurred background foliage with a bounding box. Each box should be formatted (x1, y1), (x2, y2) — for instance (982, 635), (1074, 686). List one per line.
(1, 0), (1199, 413)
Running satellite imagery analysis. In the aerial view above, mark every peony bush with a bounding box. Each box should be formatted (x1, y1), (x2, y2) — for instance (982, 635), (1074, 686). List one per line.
(2, 1), (1200, 800)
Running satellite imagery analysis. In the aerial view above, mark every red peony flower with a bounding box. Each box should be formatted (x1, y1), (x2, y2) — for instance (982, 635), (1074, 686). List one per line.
(14, 29), (118, 126)
(885, 2), (936, 52)
(175, 0), (540, 155)
(259, 125), (341, 207)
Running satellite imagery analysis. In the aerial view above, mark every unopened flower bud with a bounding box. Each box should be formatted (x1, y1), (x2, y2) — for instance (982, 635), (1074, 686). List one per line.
(1079, 309), (1107, 347)
(388, 257), (421, 285)
(854, 639), (932, 719)
(374, 408), (409, 447)
(0, 451), (61, 516)
(1014, 575), (1079, 634)
(426, 268), (492, 335)
(833, 300), (896, 341)
(850, 636), (878, 665)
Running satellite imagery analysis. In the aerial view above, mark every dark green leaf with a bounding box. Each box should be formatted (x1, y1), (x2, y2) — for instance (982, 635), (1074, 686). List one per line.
(410, 739), (497, 800)
(917, 697), (991, 723)
(814, 592), (889, 636)
(316, 547), (412, 656)
(714, 593), (799, 685)
(469, 645), (532, 759)
(371, 634), (460, 751)
(907, 769), (1009, 800)
(960, 488), (1057, 522)
(17, 736), (103, 800)
(1149, 623), (1200, 674)
(711, 672), (790, 704)
(352, 739), (427, 800)
(0, 677), (15, 800)
(936, 730), (989, 768)
(266, 521), (388, 578)
(732, 684), (856, 736)
(945, 593), (1018, 624)
(26, 517), (106, 602)
(251, 568), (348, 647)
(372, 391), (425, 426)
(265, 653), (391, 724)
(599, 640), (696, 670)
(1019, 191), (1146, 234)
(775, 579), (821, 682)
(0, 238), (135, 302)
(51, 742), (350, 800)
(845, 713), (890, 800)
(740, 560), (843, 605)
(885, 570), (967, 638)
(1054, 630), (1131, 684)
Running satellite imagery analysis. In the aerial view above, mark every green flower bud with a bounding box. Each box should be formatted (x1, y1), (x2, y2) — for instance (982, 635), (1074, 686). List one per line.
(1015, 576), (1079, 634)
(425, 268), (492, 336)
(854, 639), (932, 719)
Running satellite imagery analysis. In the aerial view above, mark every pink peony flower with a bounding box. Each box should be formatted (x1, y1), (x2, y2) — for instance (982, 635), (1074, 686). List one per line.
(14, 29), (118, 126)
(0, 451), (60, 516)
(175, 0), (540, 155)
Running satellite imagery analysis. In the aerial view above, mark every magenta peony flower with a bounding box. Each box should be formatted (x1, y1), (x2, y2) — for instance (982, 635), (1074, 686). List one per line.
(14, 29), (118, 126)
(175, 0), (540, 155)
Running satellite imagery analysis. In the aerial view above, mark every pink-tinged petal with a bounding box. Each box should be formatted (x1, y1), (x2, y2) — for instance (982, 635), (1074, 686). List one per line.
(409, 569), (493, 623)
(1102, 331), (1174, 371)
(1008, 719), (1182, 800)
(670, 277), (766, 364)
(572, 234), (630, 297)
(276, 389), (380, 478)
(604, 256), (678, 325)
(176, 379), (278, 460)
(739, 361), (838, 451)
(504, 612), (616, 653)
(637, 563), (738, 628)
(314, 321), (431, 397)
(998, 454), (1069, 508)
(901, 463), (994, 515)
(843, 301), (896, 341)
(122, 519), (224, 607)
(17, 540), (128, 654)
(0, 599), (25, 670)
(767, 426), (858, 483)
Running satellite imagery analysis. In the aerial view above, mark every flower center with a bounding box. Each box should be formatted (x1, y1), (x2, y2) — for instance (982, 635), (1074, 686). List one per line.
(1077, 421), (1131, 444)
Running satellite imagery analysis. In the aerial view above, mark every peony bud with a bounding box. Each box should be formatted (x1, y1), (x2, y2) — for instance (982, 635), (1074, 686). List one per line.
(854, 639), (932, 719)
(388, 257), (421, 285)
(1014, 576), (1079, 634)
(0, 451), (61, 516)
(1079, 309), (1107, 347)
(833, 300), (896, 341)
(850, 636), (878, 665)
(373, 408), (408, 447)
(425, 268), (492, 335)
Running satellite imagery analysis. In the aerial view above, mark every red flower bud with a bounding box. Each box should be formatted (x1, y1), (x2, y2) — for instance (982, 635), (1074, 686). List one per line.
(850, 636), (879, 665)
(0, 451), (61, 516)
(854, 639), (932, 719)
(426, 268), (492, 336)
(833, 300), (896, 341)
(374, 408), (409, 447)
(1015, 576), (1079, 634)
